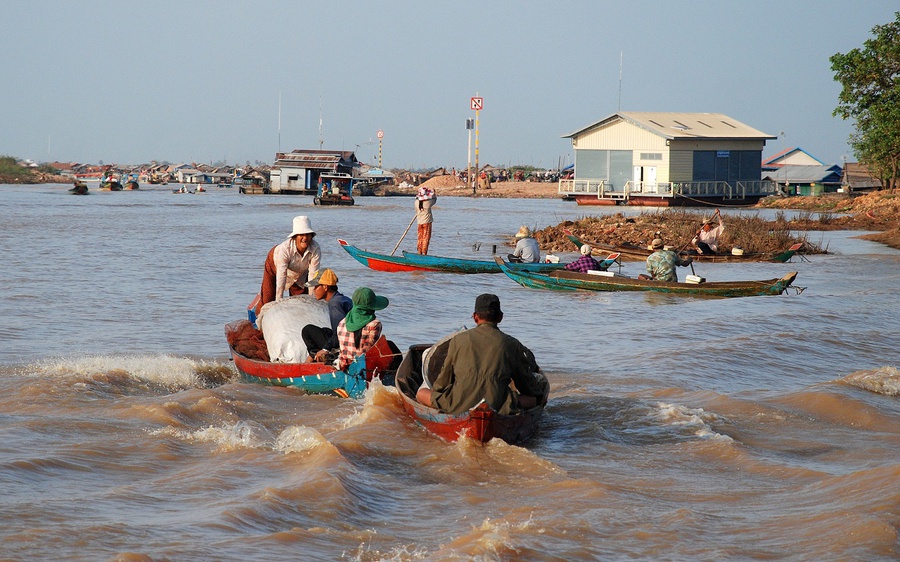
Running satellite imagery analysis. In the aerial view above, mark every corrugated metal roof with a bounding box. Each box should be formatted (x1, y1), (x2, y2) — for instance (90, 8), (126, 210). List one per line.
(762, 165), (842, 183)
(562, 112), (776, 141)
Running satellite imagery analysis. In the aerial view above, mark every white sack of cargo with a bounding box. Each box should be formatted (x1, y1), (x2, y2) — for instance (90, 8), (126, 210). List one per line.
(258, 295), (330, 363)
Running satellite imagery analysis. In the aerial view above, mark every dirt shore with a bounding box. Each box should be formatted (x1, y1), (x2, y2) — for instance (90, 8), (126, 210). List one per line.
(418, 174), (900, 251)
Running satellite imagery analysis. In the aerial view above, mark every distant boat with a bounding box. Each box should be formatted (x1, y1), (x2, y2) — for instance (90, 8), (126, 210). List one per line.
(69, 182), (88, 195)
(314, 173), (356, 206)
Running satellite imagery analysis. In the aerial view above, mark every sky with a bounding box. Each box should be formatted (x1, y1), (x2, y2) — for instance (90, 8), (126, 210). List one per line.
(1, 1), (897, 170)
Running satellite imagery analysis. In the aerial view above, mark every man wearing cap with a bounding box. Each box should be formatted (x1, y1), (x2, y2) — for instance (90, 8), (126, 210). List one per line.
(301, 269), (353, 363)
(564, 244), (602, 273)
(257, 216), (322, 313)
(415, 185), (436, 255)
(641, 238), (693, 282)
(508, 226), (541, 263)
(335, 287), (389, 371)
(416, 294), (549, 415)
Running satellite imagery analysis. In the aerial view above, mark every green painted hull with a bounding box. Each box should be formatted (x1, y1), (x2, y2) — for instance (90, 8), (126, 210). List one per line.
(495, 257), (798, 298)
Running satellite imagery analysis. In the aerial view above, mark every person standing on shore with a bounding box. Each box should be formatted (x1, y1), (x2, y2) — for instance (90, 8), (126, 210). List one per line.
(415, 185), (436, 255)
(256, 215), (321, 314)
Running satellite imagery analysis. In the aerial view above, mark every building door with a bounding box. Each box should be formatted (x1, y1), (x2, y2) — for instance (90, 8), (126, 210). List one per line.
(633, 166), (657, 192)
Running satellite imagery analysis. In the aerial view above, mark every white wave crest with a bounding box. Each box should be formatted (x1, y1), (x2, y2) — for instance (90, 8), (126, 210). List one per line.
(274, 426), (329, 454)
(844, 366), (900, 396)
(654, 402), (733, 442)
(32, 354), (211, 388)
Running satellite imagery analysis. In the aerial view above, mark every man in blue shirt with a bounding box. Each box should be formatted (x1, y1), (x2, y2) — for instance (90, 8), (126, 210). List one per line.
(302, 269), (354, 362)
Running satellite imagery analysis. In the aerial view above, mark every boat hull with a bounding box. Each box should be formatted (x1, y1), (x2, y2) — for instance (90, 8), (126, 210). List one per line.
(339, 239), (566, 274)
(495, 257), (798, 298)
(394, 343), (545, 444)
(564, 230), (803, 263)
(224, 320), (400, 398)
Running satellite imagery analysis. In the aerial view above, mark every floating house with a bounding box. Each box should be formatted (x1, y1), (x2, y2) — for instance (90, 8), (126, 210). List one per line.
(559, 112), (778, 206)
(269, 150), (359, 195)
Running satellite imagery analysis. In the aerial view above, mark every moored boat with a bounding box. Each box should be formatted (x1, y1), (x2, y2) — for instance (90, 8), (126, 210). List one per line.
(339, 239), (574, 274)
(495, 256), (799, 298)
(565, 229), (804, 263)
(394, 342), (547, 444)
(225, 320), (401, 398)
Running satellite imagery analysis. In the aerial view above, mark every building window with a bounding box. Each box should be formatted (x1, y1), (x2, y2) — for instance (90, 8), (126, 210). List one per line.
(640, 153), (662, 161)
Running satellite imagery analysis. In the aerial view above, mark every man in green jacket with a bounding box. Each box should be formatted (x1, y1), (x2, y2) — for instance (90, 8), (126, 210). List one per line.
(416, 294), (548, 415)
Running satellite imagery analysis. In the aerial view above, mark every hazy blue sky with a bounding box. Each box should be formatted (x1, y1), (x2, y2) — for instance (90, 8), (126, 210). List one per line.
(2, 1), (896, 170)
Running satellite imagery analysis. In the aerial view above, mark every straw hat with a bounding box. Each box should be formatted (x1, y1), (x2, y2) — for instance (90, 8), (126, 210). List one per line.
(515, 225), (532, 239)
(305, 268), (338, 287)
(289, 215), (315, 237)
(650, 238), (664, 250)
(580, 244), (592, 256)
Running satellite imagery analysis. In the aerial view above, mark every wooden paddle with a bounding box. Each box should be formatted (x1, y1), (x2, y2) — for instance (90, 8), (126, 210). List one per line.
(390, 215), (417, 256)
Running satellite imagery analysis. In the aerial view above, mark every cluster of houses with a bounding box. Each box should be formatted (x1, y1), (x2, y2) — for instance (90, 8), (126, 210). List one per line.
(40, 111), (883, 204)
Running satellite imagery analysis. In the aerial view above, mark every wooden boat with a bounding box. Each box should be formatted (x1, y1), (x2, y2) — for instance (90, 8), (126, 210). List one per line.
(394, 342), (547, 444)
(339, 239), (572, 274)
(314, 173), (356, 206)
(564, 229), (803, 263)
(123, 180), (140, 190)
(225, 320), (401, 398)
(69, 182), (88, 195)
(495, 256), (799, 298)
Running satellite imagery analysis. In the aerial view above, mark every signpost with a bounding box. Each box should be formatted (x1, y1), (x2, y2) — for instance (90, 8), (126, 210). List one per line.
(470, 96), (483, 194)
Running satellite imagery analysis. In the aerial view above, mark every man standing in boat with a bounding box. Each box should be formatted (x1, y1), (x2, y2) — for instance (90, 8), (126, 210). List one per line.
(416, 294), (548, 415)
(415, 184), (436, 255)
(255, 216), (321, 314)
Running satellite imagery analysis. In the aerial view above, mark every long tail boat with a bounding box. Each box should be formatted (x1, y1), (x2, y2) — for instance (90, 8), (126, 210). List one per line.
(564, 229), (803, 263)
(495, 256), (799, 298)
(339, 238), (571, 274)
(225, 320), (401, 398)
(394, 342), (547, 444)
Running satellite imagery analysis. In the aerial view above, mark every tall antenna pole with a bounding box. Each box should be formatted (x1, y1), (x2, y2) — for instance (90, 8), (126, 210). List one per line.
(318, 96), (324, 150)
(617, 51), (623, 112)
(277, 90), (282, 153)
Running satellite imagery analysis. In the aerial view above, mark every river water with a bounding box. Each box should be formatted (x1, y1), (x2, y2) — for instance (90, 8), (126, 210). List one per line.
(1, 183), (898, 561)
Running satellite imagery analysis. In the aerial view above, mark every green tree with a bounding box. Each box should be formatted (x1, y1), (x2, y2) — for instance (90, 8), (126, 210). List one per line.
(830, 12), (900, 190)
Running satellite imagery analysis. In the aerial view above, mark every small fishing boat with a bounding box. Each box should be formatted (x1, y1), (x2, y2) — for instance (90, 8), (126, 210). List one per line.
(314, 173), (356, 206)
(225, 320), (401, 398)
(339, 239), (578, 274)
(565, 229), (804, 263)
(394, 342), (547, 444)
(69, 182), (89, 195)
(495, 256), (799, 298)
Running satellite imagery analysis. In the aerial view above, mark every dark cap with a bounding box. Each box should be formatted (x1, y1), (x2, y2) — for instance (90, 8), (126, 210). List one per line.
(474, 293), (502, 315)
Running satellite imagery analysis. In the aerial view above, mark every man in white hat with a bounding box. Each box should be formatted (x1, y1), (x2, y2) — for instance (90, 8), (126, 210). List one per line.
(256, 215), (321, 313)
(564, 244), (602, 273)
(508, 225), (541, 263)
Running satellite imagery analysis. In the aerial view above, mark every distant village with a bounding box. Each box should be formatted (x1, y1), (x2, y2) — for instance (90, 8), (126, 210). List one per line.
(14, 111), (885, 204)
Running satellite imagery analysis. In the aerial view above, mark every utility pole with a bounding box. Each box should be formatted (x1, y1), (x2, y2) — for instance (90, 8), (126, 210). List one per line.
(466, 118), (473, 192)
